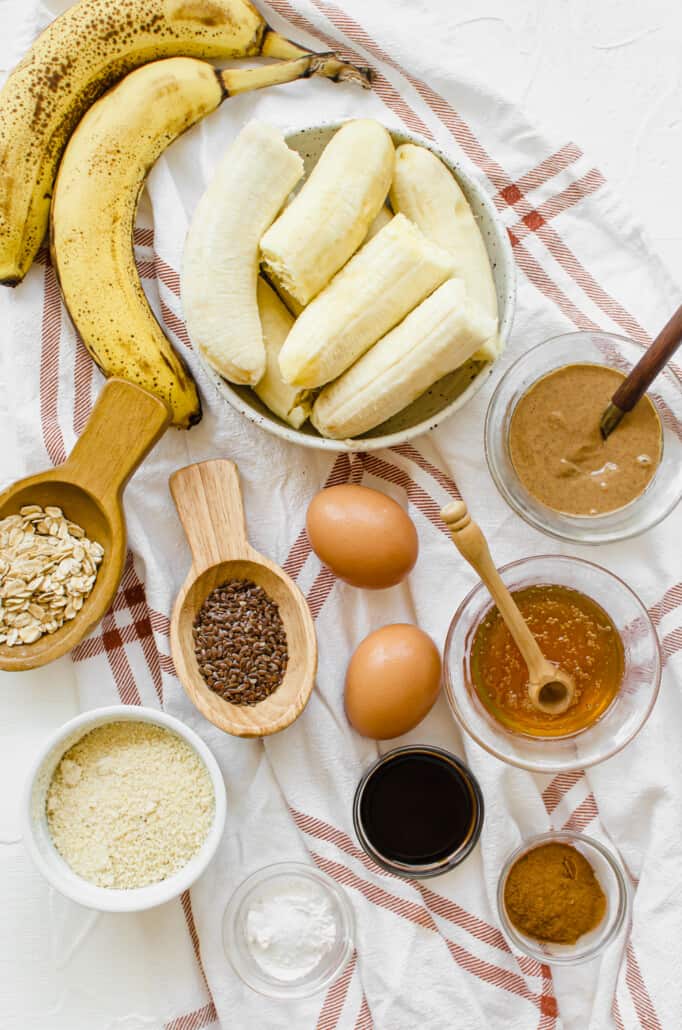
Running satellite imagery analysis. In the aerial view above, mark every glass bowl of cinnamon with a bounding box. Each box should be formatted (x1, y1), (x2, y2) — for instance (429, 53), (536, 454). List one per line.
(485, 331), (682, 545)
(443, 554), (661, 773)
(497, 831), (630, 965)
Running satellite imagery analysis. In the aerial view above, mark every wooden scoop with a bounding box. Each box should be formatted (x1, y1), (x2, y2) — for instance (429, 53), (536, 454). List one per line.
(441, 501), (575, 716)
(600, 303), (682, 438)
(169, 459), (317, 737)
(0, 379), (170, 671)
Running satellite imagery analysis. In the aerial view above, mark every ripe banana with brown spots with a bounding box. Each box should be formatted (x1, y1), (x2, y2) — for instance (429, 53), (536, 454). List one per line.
(0, 0), (370, 285)
(50, 54), (366, 428)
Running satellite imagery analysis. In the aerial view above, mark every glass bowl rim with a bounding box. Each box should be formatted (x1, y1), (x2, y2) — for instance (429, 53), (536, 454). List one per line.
(484, 330), (682, 544)
(443, 553), (662, 772)
(222, 860), (356, 999)
(496, 830), (631, 965)
(352, 744), (485, 878)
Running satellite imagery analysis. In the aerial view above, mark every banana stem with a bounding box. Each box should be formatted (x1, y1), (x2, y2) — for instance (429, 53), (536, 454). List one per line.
(219, 53), (371, 95)
(259, 28), (372, 87)
(260, 30), (313, 60)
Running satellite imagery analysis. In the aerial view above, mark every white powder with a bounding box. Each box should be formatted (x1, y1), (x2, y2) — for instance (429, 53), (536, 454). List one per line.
(245, 876), (338, 981)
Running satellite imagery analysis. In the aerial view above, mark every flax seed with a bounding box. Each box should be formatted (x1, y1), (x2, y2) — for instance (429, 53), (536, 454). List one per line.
(192, 578), (288, 706)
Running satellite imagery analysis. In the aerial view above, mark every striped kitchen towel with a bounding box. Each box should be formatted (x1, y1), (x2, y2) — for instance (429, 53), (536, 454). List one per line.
(3, 1), (681, 1028)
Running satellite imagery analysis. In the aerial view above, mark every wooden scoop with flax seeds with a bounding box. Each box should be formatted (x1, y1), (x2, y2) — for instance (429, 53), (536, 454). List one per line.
(169, 459), (317, 737)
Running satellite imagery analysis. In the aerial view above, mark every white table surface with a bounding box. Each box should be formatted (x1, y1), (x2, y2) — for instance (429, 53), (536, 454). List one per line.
(1, 2), (680, 1028)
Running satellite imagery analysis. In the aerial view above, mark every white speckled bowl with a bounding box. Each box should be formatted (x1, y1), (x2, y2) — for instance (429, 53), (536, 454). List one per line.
(22, 706), (226, 912)
(197, 121), (516, 452)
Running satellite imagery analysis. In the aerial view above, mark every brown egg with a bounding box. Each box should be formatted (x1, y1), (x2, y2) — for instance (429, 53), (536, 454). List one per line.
(306, 484), (418, 589)
(345, 624), (442, 739)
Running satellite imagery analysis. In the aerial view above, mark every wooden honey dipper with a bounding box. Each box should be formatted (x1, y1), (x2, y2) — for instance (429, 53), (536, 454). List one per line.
(441, 501), (575, 716)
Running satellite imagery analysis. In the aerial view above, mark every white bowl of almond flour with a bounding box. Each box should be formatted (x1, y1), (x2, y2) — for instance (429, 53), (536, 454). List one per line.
(22, 707), (226, 912)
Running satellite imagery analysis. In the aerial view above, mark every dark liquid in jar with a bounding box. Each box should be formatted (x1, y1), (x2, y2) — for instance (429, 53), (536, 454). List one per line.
(359, 751), (475, 864)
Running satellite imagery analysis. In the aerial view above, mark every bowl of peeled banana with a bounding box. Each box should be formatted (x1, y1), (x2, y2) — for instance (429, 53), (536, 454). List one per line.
(182, 119), (516, 451)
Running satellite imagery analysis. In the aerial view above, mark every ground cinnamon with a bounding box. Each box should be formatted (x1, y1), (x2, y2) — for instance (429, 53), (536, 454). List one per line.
(504, 842), (606, 944)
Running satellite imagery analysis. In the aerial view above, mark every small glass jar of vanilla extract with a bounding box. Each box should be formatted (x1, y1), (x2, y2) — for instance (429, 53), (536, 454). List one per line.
(352, 745), (484, 878)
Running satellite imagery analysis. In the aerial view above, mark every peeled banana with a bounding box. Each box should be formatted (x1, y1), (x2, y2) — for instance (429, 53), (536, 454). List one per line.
(278, 213), (454, 389)
(0, 0), (370, 286)
(264, 200), (394, 319)
(312, 279), (497, 439)
(51, 55), (353, 428)
(390, 144), (500, 359)
(183, 123), (303, 386)
(266, 276), (305, 318)
(365, 204), (394, 241)
(260, 120), (394, 306)
(254, 280), (313, 428)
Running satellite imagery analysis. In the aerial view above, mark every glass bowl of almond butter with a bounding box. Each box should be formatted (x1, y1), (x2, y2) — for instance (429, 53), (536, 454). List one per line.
(485, 332), (682, 545)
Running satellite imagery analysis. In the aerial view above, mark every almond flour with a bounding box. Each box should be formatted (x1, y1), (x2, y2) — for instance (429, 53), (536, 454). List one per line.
(46, 721), (214, 889)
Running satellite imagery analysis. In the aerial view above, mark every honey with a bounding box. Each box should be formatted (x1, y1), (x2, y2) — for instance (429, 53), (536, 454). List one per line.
(470, 584), (624, 737)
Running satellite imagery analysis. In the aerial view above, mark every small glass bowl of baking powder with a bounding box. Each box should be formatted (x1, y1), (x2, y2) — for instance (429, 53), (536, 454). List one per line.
(222, 862), (355, 998)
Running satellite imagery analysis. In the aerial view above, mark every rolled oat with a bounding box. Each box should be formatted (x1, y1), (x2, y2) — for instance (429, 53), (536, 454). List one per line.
(0, 505), (103, 646)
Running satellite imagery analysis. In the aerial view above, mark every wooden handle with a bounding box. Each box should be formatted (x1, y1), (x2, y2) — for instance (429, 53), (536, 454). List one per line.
(62, 379), (170, 505)
(170, 459), (250, 573)
(441, 502), (551, 683)
(611, 304), (682, 413)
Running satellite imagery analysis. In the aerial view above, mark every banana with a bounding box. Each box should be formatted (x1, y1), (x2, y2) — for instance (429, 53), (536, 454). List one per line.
(390, 143), (500, 360)
(260, 120), (394, 306)
(51, 55), (359, 428)
(278, 213), (454, 389)
(254, 279), (313, 428)
(311, 279), (496, 439)
(183, 122), (303, 386)
(266, 276), (305, 318)
(262, 198), (394, 319)
(265, 202), (394, 319)
(365, 204), (394, 241)
(0, 0), (370, 286)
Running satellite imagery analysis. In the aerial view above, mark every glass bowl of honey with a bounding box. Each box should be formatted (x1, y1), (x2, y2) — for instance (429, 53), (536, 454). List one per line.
(443, 554), (661, 772)
(497, 831), (630, 965)
(485, 332), (682, 544)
